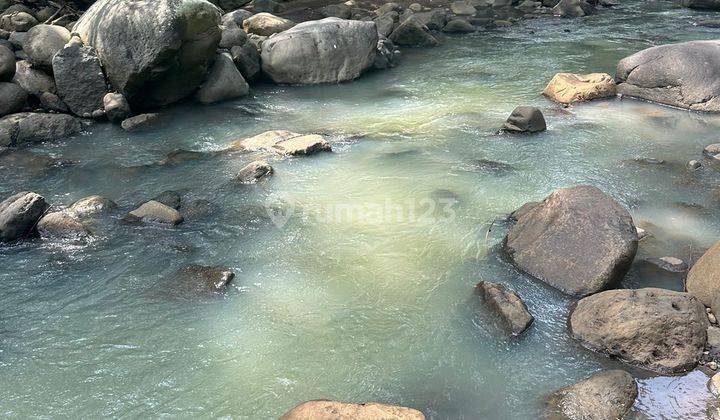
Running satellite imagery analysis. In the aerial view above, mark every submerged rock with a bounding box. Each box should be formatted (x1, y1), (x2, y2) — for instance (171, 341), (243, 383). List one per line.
(442, 19), (476, 33)
(236, 160), (273, 183)
(687, 240), (720, 306)
(127, 200), (184, 225)
(547, 370), (637, 420)
(644, 256), (687, 273)
(504, 185), (637, 297)
(543, 73), (616, 104)
(243, 12), (294, 36)
(152, 190), (182, 210)
(37, 211), (91, 240)
(0, 191), (49, 243)
(476, 281), (534, 335)
(230, 130), (331, 156)
(175, 264), (235, 294)
(195, 52), (249, 104)
(617, 41), (720, 112)
(501, 106), (546, 133)
(0, 112), (82, 146)
(570, 288), (708, 374)
(261, 18), (378, 85)
(74, 0), (221, 109)
(280, 400), (426, 420)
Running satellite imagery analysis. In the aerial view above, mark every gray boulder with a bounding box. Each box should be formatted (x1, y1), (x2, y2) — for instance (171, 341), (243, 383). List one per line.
(686, 239), (720, 306)
(52, 40), (107, 116)
(0, 82), (27, 116)
(389, 16), (438, 47)
(236, 160), (273, 183)
(13, 60), (55, 96)
(195, 52), (249, 104)
(103, 93), (131, 123)
(0, 44), (13, 81)
(476, 281), (534, 335)
(121, 113), (159, 132)
(0, 112), (81, 146)
(126, 200), (183, 225)
(617, 40), (720, 112)
(0, 12), (38, 32)
(67, 195), (118, 218)
(175, 265), (235, 295)
(442, 19), (476, 33)
(74, 0), (222, 109)
(504, 185), (637, 297)
(38, 92), (68, 113)
(683, 0), (720, 9)
(37, 211), (91, 240)
(547, 370), (637, 420)
(219, 21), (247, 49)
(221, 9), (253, 27)
(23, 24), (71, 69)
(261, 18), (378, 85)
(416, 9), (447, 30)
(570, 288), (708, 373)
(374, 11), (398, 37)
(230, 43), (261, 81)
(552, 0), (594, 17)
(153, 190), (182, 209)
(0, 191), (49, 242)
(321, 3), (352, 19)
(502, 106), (546, 133)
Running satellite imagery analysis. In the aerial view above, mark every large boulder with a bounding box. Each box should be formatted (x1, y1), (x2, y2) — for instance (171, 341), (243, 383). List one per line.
(73, 0), (221, 109)
(37, 211), (91, 240)
(552, 0), (593, 16)
(686, 239), (720, 307)
(242, 12), (294, 36)
(261, 18), (378, 85)
(503, 186), (637, 297)
(0, 112), (81, 146)
(0, 44), (14, 82)
(0, 191), (49, 242)
(570, 288), (708, 374)
(616, 41), (720, 112)
(0, 82), (27, 116)
(52, 39), (107, 116)
(195, 52), (249, 104)
(280, 401), (425, 420)
(174, 265), (235, 295)
(476, 281), (534, 335)
(23, 24), (71, 69)
(389, 16), (438, 47)
(546, 370), (637, 420)
(683, 0), (720, 9)
(543, 73), (616, 104)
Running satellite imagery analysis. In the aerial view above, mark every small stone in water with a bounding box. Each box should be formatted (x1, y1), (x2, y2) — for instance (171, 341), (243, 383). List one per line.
(688, 160), (701, 170)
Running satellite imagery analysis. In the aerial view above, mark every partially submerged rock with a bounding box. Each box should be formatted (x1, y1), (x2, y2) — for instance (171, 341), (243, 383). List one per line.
(687, 240), (720, 306)
(175, 264), (235, 294)
(127, 200), (184, 225)
(37, 211), (91, 240)
(476, 281), (534, 335)
(617, 41), (720, 112)
(0, 191), (49, 243)
(121, 113), (159, 132)
(230, 130), (331, 156)
(504, 185), (637, 297)
(543, 73), (617, 104)
(261, 18), (378, 85)
(553, 0), (594, 17)
(501, 106), (547, 133)
(683, 0), (720, 10)
(236, 160), (273, 183)
(547, 370), (637, 420)
(644, 256), (687, 273)
(280, 400), (426, 420)
(570, 288), (708, 374)
(67, 195), (118, 218)
(0, 112), (82, 146)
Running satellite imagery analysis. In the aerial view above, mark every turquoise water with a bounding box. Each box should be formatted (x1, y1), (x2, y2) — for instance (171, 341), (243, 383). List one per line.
(2, 1), (720, 417)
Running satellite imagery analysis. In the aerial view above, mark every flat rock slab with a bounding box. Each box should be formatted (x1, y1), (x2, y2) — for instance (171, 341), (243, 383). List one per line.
(476, 281), (534, 335)
(543, 73), (616, 104)
(504, 185), (637, 297)
(570, 288), (708, 374)
(230, 130), (331, 156)
(280, 400), (426, 420)
(547, 370), (637, 420)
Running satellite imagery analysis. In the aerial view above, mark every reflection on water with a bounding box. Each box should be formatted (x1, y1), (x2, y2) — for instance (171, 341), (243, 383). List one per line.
(1, 1), (720, 418)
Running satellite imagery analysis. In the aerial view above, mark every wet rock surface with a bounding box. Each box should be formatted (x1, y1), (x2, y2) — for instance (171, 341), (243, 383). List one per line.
(476, 281), (534, 335)
(546, 370), (638, 420)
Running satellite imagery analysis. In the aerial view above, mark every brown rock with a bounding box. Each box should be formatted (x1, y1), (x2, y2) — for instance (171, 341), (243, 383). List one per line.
(687, 240), (720, 306)
(543, 73), (617, 104)
(476, 281), (534, 335)
(280, 400), (426, 420)
(547, 370), (637, 420)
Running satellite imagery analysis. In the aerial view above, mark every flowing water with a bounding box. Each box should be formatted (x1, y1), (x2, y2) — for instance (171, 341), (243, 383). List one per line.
(2, 1), (720, 418)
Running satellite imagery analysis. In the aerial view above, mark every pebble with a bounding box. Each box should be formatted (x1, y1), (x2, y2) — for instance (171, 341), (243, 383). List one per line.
(688, 159), (701, 170)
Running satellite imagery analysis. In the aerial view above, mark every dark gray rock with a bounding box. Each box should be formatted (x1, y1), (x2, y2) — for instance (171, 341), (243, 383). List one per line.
(502, 106), (547, 133)
(12, 60), (55, 96)
(617, 41), (720, 112)
(230, 43), (261, 81)
(219, 21), (248, 49)
(74, 0), (221, 109)
(504, 185), (637, 297)
(442, 18), (476, 33)
(0, 112), (81, 146)
(0, 82), (27, 116)
(249, 0), (282, 13)
(321, 3), (352, 18)
(38, 92), (69, 113)
(476, 281), (534, 335)
(547, 370), (638, 420)
(8, 31), (27, 50)
(153, 190), (182, 210)
(570, 288), (708, 373)
(195, 52), (249, 104)
(52, 40), (107, 116)
(121, 113), (159, 132)
(683, 0), (720, 9)
(0, 44), (13, 81)
(236, 160), (273, 183)
(103, 92), (131, 123)
(221, 9), (253, 27)
(0, 191), (49, 242)
(23, 24), (70, 69)
(211, 0), (252, 10)
(261, 18), (378, 84)
(552, 0), (593, 17)
(175, 265), (235, 295)
(126, 200), (183, 225)
(389, 15), (438, 47)
(0, 12), (38, 32)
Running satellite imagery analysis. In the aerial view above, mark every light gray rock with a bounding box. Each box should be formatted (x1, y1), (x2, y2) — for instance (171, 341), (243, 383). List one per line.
(321, 3), (352, 19)
(229, 130), (332, 156)
(121, 113), (159, 132)
(195, 52), (249, 104)
(103, 93), (131, 124)
(0, 191), (49, 242)
(230, 43), (261, 81)
(547, 370), (638, 420)
(617, 41), (720, 112)
(0, 44), (13, 81)
(389, 15), (438, 47)
(504, 186), (637, 297)
(23, 24), (70, 69)
(12, 60), (55, 96)
(243, 12), (294, 36)
(280, 401), (425, 420)
(683, 0), (720, 9)
(442, 18), (475, 33)
(236, 160), (273, 183)
(127, 200), (183, 225)
(476, 281), (534, 335)
(0, 82), (27, 116)
(52, 41), (107, 116)
(552, 0), (594, 16)
(74, 0), (222, 109)
(219, 21), (247, 49)
(450, 0), (477, 15)
(0, 112), (81, 146)
(261, 18), (378, 84)
(67, 195), (118, 218)
(570, 288), (708, 373)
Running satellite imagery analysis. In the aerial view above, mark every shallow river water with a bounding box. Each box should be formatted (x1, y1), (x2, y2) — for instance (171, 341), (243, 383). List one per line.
(3, 1), (720, 418)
